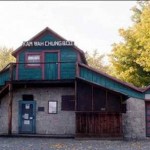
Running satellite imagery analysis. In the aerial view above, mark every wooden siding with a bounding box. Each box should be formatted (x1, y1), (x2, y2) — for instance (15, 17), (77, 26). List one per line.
(61, 49), (76, 79)
(0, 70), (10, 86)
(18, 52), (42, 80)
(18, 65), (42, 80)
(144, 89), (150, 94)
(79, 65), (145, 99)
(39, 33), (59, 42)
(76, 112), (122, 138)
(0, 32), (148, 100)
(45, 52), (58, 80)
(0, 65), (16, 87)
(14, 33), (78, 80)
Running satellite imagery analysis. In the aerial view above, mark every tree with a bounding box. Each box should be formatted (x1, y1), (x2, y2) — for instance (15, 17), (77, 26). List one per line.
(131, 0), (149, 23)
(109, 2), (150, 87)
(0, 47), (15, 71)
(85, 50), (109, 73)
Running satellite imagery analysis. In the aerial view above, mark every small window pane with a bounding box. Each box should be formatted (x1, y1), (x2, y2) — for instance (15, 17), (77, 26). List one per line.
(27, 54), (41, 66)
(49, 101), (57, 114)
(28, 55), (40, 61)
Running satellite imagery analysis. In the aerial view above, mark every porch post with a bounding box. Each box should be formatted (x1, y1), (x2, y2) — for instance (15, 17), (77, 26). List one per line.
(8, 64), (13, 135)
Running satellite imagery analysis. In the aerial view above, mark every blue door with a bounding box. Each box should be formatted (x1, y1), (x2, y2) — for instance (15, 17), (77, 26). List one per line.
(19, 101), (36, 134)
(44, 52), (58, 80)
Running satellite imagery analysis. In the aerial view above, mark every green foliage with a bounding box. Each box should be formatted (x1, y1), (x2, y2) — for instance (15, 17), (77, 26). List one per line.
(0, 47), (15, 71)
(85, 50), (109, 73)
(131, 0), (149, 23)
(109, 2), (150, 87)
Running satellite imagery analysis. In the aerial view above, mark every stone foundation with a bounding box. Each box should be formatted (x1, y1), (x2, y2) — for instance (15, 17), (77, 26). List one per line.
(122, 97), (146, 140)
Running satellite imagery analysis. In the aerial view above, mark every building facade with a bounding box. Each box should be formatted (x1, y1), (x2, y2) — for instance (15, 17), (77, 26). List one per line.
(0, 27), (150, 139)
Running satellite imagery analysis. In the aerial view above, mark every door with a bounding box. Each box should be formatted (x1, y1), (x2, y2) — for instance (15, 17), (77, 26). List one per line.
(19, 101), (36, 134)
(44, 52), (58, 80)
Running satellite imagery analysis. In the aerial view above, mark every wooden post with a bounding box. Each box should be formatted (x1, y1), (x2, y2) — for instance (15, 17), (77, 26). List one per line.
(91, 85), (94, 111)
(106, 90), (108, 112)
(75, 80), (77, 111)
(8, 64), (13, 135)
(76, 63), (79, 77)
(75, 80), (77, 137)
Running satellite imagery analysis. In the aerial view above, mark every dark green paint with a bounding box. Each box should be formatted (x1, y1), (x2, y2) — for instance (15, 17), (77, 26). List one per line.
(17, 34), (77, 80)
(45, 52), (58, 80)
(61, 62), (76, 79)
(0, 70), (10, 86)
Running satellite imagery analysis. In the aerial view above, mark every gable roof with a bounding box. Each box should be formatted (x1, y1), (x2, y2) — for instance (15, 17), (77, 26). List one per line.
(12, 27), (87, 64)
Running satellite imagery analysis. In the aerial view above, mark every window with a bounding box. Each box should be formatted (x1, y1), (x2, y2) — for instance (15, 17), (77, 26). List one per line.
(48, 101), (58, 114)
(26, 53), (41, 67)
(61, 95), (75, 111)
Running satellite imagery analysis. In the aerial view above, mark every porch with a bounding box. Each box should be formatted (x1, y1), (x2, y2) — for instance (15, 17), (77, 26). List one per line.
(0, 62), (77, 88)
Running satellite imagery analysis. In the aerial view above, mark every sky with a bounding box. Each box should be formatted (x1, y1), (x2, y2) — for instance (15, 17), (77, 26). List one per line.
(0, 1), (136, 56)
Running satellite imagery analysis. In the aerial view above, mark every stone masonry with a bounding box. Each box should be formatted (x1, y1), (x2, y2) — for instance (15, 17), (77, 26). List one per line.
(122, 97), (146, 140)
(0, 87), (75, 135)
(0, 88), (147, 139)
(0, 94), (9, 134)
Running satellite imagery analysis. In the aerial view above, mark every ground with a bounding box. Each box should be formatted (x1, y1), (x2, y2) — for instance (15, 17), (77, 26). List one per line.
(0, 137), (150, 150)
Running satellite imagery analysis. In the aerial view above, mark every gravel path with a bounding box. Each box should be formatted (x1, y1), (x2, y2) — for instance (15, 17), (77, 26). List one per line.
(0, 137), (149, 150)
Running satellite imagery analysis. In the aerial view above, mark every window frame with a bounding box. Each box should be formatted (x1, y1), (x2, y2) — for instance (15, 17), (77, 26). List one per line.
(25, 52), (42, 68)
(48, 101), (58, 114)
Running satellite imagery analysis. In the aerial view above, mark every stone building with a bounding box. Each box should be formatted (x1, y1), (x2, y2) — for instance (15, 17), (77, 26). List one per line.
(0, 27), (149, 139)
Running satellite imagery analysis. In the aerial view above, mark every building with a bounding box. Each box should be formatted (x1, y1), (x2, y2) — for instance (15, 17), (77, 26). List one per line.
(0, 27), (149, 139)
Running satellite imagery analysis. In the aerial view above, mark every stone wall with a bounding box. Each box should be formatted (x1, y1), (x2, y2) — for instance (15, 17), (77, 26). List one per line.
(122, 97), (146, 140)
(0, 94), (9, 134)
(0, 88), (147, 139)
(0, 87), (75, 135)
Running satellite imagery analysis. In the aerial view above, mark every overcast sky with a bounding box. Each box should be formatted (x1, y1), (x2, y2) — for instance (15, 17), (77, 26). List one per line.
(0, 1), (136, 55)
